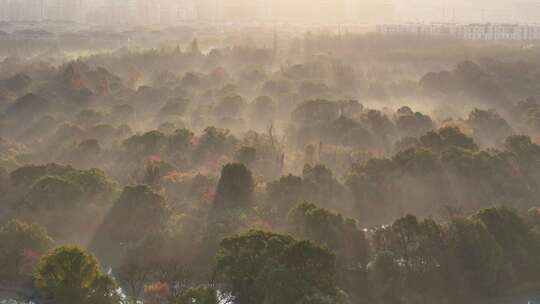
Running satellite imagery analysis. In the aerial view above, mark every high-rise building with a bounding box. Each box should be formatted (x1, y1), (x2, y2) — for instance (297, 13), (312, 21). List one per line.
(175, 0), (197, 21)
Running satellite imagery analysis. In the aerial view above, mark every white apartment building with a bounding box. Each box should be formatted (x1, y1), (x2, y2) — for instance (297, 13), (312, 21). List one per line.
(377, 23), (540, 41)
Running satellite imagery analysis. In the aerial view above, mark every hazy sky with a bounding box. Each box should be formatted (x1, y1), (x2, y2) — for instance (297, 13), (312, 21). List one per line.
(4, 0), (540, 24)
(107, 0), (540, 23)
(393, 0), (540, 22)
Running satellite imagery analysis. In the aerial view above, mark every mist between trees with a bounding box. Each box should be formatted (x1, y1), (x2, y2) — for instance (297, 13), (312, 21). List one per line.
(2, 29), (540, 304)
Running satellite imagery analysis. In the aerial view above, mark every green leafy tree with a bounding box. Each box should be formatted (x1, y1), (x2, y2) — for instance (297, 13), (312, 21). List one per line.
(114, 231), (189, 304)
(392, 147), (440, 175)
(527, 207), (540, 234)
(419, 127), (478, 153)
(447, 218), (503, 296)
(86, 275), (122, 304)
(504, 135), (540, 174)
(11, 165), (118, 240)
(34, 246), (121, 304)
(361, 109), (396, 151)
(20, 176), (84, 238)
(172, 285), (218, 304)
(474, 207), (540, 282)
(123, 131), (168, 156)
(288, 202), (371, 269)
(234, 146), (257, 166)
(216, 230), (338, 304)
(103, 185), (167, 243)
(368, 251), (404, 304)
(10, 163), (75, 188)
(467, 108), (514, 147)
(345, 158), (395, 224)
(23, 176), (83, 210)
(116, 248), (156, 304)
(213, 163), (254, 210)
(167, 128), (194, 154)
(248, 96), (276, 128)
(194, 127), (238, 164)
(302, 164), (346, 209)
(373, 215), (449, 302)
(10, 164), (117, 201)
(394, 106), (435, 138)
(69, 168), (118, 201)
(92, 185), (168, 265)
(0, 219), (52, 281)
(265, 174), (303, 225)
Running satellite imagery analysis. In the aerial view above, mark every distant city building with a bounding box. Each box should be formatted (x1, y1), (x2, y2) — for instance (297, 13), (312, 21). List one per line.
(2, 0), (536, 28)
(377, 23), (540, 41)
(175, 0), (198, 21)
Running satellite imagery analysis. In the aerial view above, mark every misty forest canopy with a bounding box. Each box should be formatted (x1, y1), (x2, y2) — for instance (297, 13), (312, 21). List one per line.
(3, 26), (540, 304)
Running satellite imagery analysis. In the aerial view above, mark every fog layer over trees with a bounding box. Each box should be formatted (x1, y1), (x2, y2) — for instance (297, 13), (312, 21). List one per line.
(1, 29), (540, 304)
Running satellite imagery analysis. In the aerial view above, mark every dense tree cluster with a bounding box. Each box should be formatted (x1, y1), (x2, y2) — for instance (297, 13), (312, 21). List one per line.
(2, 32), (540, 304)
